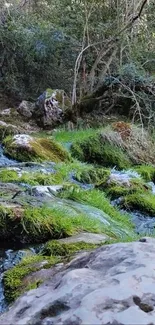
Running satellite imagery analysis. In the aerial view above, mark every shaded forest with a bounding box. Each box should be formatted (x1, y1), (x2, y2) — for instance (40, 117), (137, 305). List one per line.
(1, 0), (155, 125)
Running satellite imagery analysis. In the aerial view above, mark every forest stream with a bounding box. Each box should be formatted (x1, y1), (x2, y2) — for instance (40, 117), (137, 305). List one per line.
(0, 139), (155, 313)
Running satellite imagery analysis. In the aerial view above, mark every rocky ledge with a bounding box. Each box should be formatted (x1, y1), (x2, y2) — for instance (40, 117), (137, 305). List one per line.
(1, 237), (155, 325)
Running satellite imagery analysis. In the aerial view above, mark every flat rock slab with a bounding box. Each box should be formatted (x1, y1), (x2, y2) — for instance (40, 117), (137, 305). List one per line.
(59, 232), (109, 244)
(1, 237), (155, 324)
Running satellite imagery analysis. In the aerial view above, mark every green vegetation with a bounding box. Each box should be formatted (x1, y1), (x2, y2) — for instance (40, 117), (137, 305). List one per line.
(0, 169), (64, 186)
(105, 178), (151, 200)
(133, 165), (155, 182)
(0, 161), (102, 186)
(0, 123), (19, 141)
(3, 255), (60, 303)
(54, 128), (101, 144)
(42, 240), (101, 257)
(3, 136), (70, 163)
(0, 170), (19, 183)
(75, 166), (110, 185)
(60, 187), (134, 231)
(122, 193), (155, 216)
(71, 134), (132, 169)
(71, 124), (155, 168)
(0, 205), (111, 243)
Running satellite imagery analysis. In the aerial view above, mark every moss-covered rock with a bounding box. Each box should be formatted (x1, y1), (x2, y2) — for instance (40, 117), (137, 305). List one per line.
(0, 168), (63, 186)
(0, 205), (106, 244)
(3, 255), (60, 303)
(105, 178), (151, 200)
(0, 121), (21, 141)
(71, 124), (155, 168)
(42, 240), (101, 257)
(122, 192), (155, 216)
(3, 134), (70, 162)
(75, 166), (110, 185)
(133, 165), (155, 182)
(71, 134), (131, 169)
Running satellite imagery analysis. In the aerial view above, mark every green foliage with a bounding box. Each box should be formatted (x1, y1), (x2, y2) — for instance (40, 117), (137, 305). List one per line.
(42, 240), (100, 257)
(0, 12), (77, 99)
(3, 255), (59, 303)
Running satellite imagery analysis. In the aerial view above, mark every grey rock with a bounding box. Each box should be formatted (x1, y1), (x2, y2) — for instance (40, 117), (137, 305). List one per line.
(59, 232), (109, 244)
(30, 185), (63, 197)
(1, 237), (155, 324)
(35, 89), (69, 128)
(17, 101), (35, 118)
(0, 108), (11, 116)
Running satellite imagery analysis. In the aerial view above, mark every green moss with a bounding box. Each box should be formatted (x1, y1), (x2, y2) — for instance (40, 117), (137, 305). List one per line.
(0, 124), (18, 141)
(71, 134), (132, 169)
(133, 165), (155, 182)
(25, 279), (43, 292)
(75, 167), (110, 185)
(3, 136), (70, 163)
(106, 185), (131, 199)
(3, 255), (59, 303)
(122, 192), (155, 216)
(42, 240), (101, 256)
(0, 170), (19, 183)
(105, 178), (151, 199)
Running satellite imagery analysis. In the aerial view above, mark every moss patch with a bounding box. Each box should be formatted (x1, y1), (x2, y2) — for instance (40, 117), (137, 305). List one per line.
(0, 123), (19, 141)
(42, 240), (101, 257)
(71, 124), (155, 168)
(3, 255), (59, 303)
(122, 192), (155, 216)
(0, 170), (19, 183)
(105, 178), (151, 200)
(71, 134), (131, 169)
(75, 166), (110, 185)
(3, 136), (70, 163)
(133, 165), (155, 182)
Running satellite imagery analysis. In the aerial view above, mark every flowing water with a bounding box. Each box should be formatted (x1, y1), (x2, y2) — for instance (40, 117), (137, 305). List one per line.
(0, 147), (154, 313)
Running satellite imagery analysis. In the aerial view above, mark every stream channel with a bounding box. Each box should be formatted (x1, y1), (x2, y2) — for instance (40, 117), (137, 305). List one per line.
(0, 145), (155, 313)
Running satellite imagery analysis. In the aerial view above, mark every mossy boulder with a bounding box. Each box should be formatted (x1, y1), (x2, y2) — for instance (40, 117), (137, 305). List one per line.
(35, 89), (71, 128)
(71, 124), (155, 168)
(105, 178), (151, 200)
(0, 121), (21, 141)
(75, 167), (110, 185)
(71, 134), (132, 169)
(3, 134), (70, 162)
(3, 255), (60, 303)
(0, 168), (63, 186)
(122, 192), (155, 216)
(0, 205), (105, 244)
(133, 165), (155, 182)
